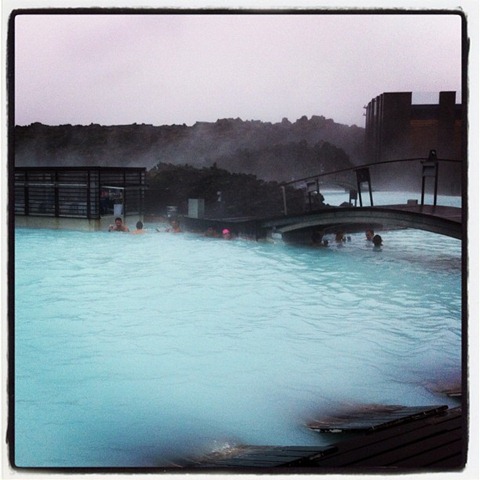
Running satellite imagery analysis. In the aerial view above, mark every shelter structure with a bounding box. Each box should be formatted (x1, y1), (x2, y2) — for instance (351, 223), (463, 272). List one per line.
(14, 166), (146, 231)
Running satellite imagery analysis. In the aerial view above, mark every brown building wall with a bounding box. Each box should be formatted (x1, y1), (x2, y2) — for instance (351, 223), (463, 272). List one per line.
(365, 91), (462, 162)
(409, 119), (439, 155)
(364, 91), (462, 194)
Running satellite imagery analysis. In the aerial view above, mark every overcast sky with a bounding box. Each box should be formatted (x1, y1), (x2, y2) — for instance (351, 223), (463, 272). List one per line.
(13, 10), (463, 127)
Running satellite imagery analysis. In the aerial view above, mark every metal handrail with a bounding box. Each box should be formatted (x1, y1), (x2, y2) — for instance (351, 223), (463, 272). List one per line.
(280, 156), (461, 188)
(279, 152), (462, 215)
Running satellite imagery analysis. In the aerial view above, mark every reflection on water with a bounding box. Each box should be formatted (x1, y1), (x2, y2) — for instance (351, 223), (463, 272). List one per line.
(14, 224), (462, 467)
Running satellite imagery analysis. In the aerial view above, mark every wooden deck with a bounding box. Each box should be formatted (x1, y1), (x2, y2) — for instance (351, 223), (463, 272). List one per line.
(191, 405), (465, 472)
(306, 404), (449, 433)
(308, 405), (464, 470)
(190, 445), (337, 469)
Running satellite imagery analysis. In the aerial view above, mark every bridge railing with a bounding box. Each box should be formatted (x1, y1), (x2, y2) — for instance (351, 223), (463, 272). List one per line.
(280, 150), (462, 215)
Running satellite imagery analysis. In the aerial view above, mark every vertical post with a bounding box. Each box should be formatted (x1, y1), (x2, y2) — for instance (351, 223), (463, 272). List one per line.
(123, 170), (127, 219)
(24, 170), (29, 216)
(281, 186), (287, 215)
(355, 167), (373, 206)
(93, 169), (100, 219)
(54, 171), (59, 217)
(86, 170), (91, 219)
(421, 175), (426, 206)
(356, 176), (363, 207)
(349, 189), (358, 207)
(140, 170), (145, 219)
(421, 150), (438, 207)
(368, 181), (374, 207)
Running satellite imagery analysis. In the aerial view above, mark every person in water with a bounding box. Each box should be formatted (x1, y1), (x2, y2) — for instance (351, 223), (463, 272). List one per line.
(166, 219), (182, 233)
(131, 221), (146, 234)
(372, 234), (383, 249)
(335, 231), (346, 244)
(108, 217), (129, 232)
(365, 228), (375, 242)
(222, 228), (232, 240)
(204, 226), (219, 237)
(311, 230), (328, 247)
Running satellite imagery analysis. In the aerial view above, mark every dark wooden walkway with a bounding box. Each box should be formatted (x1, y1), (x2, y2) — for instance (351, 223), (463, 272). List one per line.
(308, 405), (464, 470)
(191, 405), (465, 472)
(306, 404), (449, 433)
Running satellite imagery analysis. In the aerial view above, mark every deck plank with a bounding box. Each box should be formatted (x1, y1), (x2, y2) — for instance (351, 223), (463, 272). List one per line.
(307, 404), (448, 432)
(356, 429), (462, 466)
(311, 407), (464, 468)
(192, 445), (336, 469)
(191, 406), (465, 470)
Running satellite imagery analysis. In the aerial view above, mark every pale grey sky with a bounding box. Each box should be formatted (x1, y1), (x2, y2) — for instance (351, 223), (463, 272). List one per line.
(13, 11), (463, 127)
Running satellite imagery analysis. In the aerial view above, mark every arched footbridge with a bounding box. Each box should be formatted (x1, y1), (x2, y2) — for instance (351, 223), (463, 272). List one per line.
(263, 152), (463, 241)
(261, 204), (462, 240)
(183, 152), (463, 241)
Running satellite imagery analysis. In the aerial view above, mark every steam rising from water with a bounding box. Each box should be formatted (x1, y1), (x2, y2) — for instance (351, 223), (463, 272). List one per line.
(14, 225), (461, 467)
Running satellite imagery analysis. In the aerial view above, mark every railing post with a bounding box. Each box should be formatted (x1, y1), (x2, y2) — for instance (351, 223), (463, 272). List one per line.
(24, 170), (29, 216)
(355, 167), (373, 207)
(421, 150), (439, 207)
(281, 186), (287, 215)
(54, 171), (59, 217)
(349, 189), (358, 207)
(123, 170), (127, 219)
(86, 170), (91, 219)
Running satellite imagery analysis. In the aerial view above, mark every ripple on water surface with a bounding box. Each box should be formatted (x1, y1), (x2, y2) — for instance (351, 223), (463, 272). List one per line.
(14, 226), (462, 467)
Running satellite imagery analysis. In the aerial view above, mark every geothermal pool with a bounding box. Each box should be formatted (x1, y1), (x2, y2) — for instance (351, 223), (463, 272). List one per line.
(14, 216), (462, 467)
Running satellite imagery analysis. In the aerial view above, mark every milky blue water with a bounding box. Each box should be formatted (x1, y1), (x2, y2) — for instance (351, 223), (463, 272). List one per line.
(322, 189), (462, 207)
(14, 203), (462, 468)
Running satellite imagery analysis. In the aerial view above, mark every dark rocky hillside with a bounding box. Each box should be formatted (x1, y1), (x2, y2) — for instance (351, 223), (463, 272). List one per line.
(14, 116), (365, 183)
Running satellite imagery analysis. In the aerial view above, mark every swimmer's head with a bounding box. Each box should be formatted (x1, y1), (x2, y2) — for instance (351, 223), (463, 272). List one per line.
(372, 234), (383, 246)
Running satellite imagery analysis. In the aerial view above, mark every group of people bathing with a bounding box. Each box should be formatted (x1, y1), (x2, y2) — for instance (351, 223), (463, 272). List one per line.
(365, 229), (383, 248)
(108, 217), (145, 234)
(109, 216), (383, 247)
(204, 226), (233, 240)
(108, 217), (182, 234)
(108, 217), (232, 239)
(311, 227), (383, 249)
